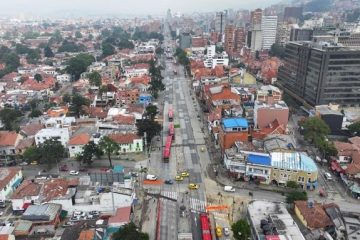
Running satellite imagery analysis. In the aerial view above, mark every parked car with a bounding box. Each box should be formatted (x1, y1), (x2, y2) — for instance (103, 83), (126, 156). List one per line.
(146, 174), (157, 181)
(324, 172), (333, 181)
(175, 176), (184, 181)
(79, 168), (87, 172)
(59, 165), (69, 171)
(69, 170), (79, 175)
(19, 162), (28, 166)
(224, 186), (235, 192)
(62, 221), (75, 227)
(180, 172), (189, 177)
(30, 161), (38, 165)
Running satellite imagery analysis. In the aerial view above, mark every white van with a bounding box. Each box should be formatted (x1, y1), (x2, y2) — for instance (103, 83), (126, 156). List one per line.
(224, 186), (235, 192)
(146, 174), (157, 181)
(324, 172), (333, 181)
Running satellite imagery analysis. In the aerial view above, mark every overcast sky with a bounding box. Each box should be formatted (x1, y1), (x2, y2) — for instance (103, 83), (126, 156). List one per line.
(0, 0), (283, 17)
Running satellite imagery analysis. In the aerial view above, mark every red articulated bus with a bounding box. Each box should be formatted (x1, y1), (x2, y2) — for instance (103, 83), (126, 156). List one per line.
(168, 105), (173, 122)
(168, 123), (175, 140)
(163, 136), (172, 162)
(200, 213), (212, 240)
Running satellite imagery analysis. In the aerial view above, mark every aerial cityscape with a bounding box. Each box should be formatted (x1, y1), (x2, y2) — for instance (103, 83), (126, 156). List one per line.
(0, 0), (360, 239)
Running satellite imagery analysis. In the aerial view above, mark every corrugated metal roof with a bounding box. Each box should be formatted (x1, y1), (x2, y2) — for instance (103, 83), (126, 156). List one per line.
(270, 152), (318, 172)
(222, 118), (248, 128)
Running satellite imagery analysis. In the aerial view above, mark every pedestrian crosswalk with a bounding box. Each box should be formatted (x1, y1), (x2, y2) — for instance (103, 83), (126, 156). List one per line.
(189, 198), (206, 212)
(161, 191), (178, 201)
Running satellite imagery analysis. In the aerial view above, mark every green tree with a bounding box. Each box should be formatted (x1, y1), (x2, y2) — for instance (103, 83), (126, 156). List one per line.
(317, 139), (338, 158)
(15, 44), (30, 55)
(0, 108), (23, 131)
(22, 146), (42, 162)
(34, 73), (43, 82)
(286, 181), (299, 189)
(70, 93), (90, 117)
(88, 71), (102, 87)
(301, 117), (330, 144)
(38, 139), (65, 168)
(29, 99), (38, 110)
(23, 31), (40, 39)
(75, 31), (83, 38)
(136, 119), (162, 144)
(286, 191), (308, 204)
(76, 141), (102, 165)
(62, 93), (71, 104)
(155, 47), (164, 55)
(58, 40), (86, 53)
(26, 49), (41, 64)
(232, 219), (251, 240)
(44, 46), (54, 58)
(347, 121), (360, 136)
(51, 30), (63, 44)
(29, 109), (42, 118)
(144, 105), (158, 120)
(112, 222), (149, 240)
(98, 136), (120, 168)
(66, 53), (95, 80)
(102, 42), (115, 57)
(174, 48), (189, 66)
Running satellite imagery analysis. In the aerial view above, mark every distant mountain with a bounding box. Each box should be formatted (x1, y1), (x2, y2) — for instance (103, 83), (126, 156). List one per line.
(303, 0), (332, 12)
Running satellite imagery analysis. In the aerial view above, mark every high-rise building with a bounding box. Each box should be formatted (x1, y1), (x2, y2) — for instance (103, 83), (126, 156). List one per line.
(283, 7), (303, 22)
(278, 42), (360, 106)
(224, 25), (235, 55)
(179, 32), (191, 49)
(261, 16), (278, 50)
(234, 28), (245, 53)
(248, 9), (263, 52)
(290, 28), (313, 41)
(250, 8), (262, 27)
(215, 11), (227, 35)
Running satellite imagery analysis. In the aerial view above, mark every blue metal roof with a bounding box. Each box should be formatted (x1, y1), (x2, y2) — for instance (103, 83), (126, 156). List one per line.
(247, 154), (271, 166)
(222, 118), (248, 128)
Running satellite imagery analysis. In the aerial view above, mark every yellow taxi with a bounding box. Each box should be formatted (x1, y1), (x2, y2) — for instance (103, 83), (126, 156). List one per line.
(181, 171), (189, 177)
(175, 175), (184, 181)
(30, 161), (38, 165)
(188, 183), (199, 190)
(216, 226), (223, 237)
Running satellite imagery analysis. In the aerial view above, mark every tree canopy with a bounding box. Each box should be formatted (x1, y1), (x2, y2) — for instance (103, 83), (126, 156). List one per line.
(232, 219), (251, 240)
(112, 222), (149, 240)
(58, 40), (86, 53)
(174, 48), (189, 66)
(69, 93), (90, 117)
(132, 29), (164, 42)
(34, 73), (43, 82)
(66, 53), (95, 80)
(301, 117), (330, 144)
(98, 136), (119, 168)
(136, 119), (162, 145)
(144, 105), (158, 120)
(0, 108), (23, 131)
(102, 42), (115, 57)
(286, 191), (308, 204)
(88, 71), (102, 87)
(348, 121), (360, 136)
(76, 141), (102, 165)
(23, 139), (65, 167)
(44, 46), (54, 58)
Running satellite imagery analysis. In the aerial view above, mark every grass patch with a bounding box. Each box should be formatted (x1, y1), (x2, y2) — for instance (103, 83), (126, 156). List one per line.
(174, 123), (181, 128)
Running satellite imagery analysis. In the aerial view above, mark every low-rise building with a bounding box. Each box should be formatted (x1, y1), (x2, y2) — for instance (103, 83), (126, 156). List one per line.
(247, 200), (305, 240)
(253, 100), (289, 130)
(56, 74), (71, 83)
(0, 131), (23, 162)
(294, 200), (333, 230)
(270, 151), (318, 189)
(108, 206), (132, 228)
(218, 118), (249, 153)
(68, 133), (91, 158)
(35, 128), (70, 147)
(246, 153), (272, 184)
(0, 167), (23, 200)
(108, 133), (143, 153)
(22, 203), (62, 227)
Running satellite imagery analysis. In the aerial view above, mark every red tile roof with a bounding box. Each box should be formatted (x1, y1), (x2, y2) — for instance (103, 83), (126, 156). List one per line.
(11, 180), (42, 199)
(209, 86), (240, 101)
(68, 133), (90, 146)
(108, 206), (131, 225)
(78, 230), (95, 240)
(294, 200), (333, 229)
(345, 150), (360, 175)
(20, 123), (44, 136)
(42, 179), (72, 202)
(0, 131), (18, 146)
(112, 115), (135, 125)
(334, 141), (355, 156)
(130, 75), (151, 85)
(349, 136), (360, 146)
(0, 167), (22, 191)
(109, 133), (141, 144)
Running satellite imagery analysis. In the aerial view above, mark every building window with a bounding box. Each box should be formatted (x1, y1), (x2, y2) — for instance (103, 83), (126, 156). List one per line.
(283, 174), (287, 178)
(307, 172), (311, 175)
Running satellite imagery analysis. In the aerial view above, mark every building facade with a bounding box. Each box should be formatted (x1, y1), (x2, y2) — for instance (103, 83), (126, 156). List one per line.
(278, 42), (360, 106)
(261, 16), (278, 50)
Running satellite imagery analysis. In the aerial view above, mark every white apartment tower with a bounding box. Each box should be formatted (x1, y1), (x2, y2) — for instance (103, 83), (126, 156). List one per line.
(261, 16), (278, 50)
